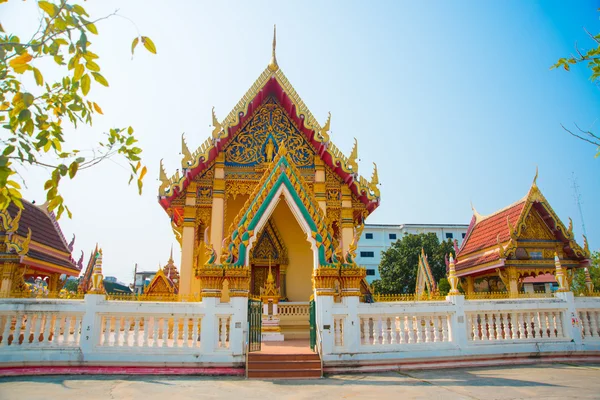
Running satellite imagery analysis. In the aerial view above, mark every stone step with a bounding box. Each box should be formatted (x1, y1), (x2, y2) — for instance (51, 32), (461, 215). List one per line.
(249, 360), (322, 370)
(247, 368), (322, 379)
(248, 353), (319, 362)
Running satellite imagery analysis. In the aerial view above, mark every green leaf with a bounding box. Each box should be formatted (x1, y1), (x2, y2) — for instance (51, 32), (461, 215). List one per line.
(81, 19), (98, 35)
(137, 178), (143, 195)
(86, 60), (100, 72)
(38, 1), (59, 17)
(21, 93), (34, 107)
(18, 109), (31, 121)
(32, 67), (44, 86)
(3, 146), (14, 156)
(91, 72), (109, 87)
(71, 4), (89, 17)
(81, 74), (91, 95)
(141, 36), (157, 54)
(68, 162), (78, 179)
(74, 64), (84, 81)
(131, 37), (139, 55)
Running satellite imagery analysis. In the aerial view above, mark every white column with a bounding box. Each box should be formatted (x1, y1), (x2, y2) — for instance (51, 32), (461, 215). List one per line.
(315, 294), (335, 356)
(446, 294), (467, 348)
(554, 291), (583, 347)
(229, 296), (247, 356)
(80, 294), (105, 357)
(343, 296), (360, 351)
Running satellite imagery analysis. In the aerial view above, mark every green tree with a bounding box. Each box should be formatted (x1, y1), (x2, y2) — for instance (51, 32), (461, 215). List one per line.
(552, 17), (600, 157)
(572, 251), (600, 292)
(1, 0), (156, 217)
(372, 233), (455, 294)
(63, 277), (79, 292)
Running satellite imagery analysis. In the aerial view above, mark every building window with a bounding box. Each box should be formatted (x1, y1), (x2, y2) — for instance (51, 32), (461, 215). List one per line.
(530, 251), (543, 260)
(462, 233), (466, 239)
(366, 269), (375, 276)
(360, 251), (374, 258)
(445, 233), (453, 239)
(365, 233), (373, 239)
(389, 233), (397, 240)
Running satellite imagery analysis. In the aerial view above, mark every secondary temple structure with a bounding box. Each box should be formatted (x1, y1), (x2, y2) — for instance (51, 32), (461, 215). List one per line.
(455, 173), (591, 295)
(158, 28), (379, 305)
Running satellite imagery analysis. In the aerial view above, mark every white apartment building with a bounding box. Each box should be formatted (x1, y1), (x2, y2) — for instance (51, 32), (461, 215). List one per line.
(357, 224), (470, 283)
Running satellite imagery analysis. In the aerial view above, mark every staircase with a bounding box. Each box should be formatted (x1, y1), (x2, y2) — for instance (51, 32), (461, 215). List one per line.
(247, 352), (322, 379)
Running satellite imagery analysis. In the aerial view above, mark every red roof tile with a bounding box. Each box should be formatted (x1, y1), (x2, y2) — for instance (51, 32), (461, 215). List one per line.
(456, 251), (502, 272)
(458, 201), (525, 256)
(6, 201), (70, 253)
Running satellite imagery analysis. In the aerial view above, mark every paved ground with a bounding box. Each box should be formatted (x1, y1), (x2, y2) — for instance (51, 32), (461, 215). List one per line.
(0, 363), (599, 400)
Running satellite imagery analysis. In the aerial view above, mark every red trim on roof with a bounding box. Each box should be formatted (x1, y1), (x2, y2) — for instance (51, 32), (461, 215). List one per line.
(159, 77), (379, 219)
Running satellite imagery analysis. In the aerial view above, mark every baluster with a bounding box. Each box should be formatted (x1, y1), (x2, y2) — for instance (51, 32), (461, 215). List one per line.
(431, 316), (439, 343)
(14, 314), (23, 346)
(1, 315), (11, 347)
(470, 314), (478, 340)
(549, 312), (557, 338)
(441, 315), (449, 342)
(334, 318), (341, 346)
(102, 316), (111, 346)
(173, 317), (180, 348)
(509, 313), (517, 339)
(380, 317), (387, 345)
(582, 311), (591, 339)
(22, 314), (32, 346)
(555, 312), (564, 338)
(219, 317), (228, 348)
(31, 313), (42, 346)
(182, 317), (189, 348)
(162, 317), (169, 347)
(407, 316), (415, 344)
(141, 317), (149, 347)
(416, 316), (425, 343)
(498, 313), (506, 340)
(121, 317), (129, 347)
(424, 316), (432, 343)
(72, 316), (81, 345)
(52, 315), (62, 346)
(397, 316), (405, 344)
(370, 317), (377, 345)
(389, 317), (396, 344)
(588, 311), (598, 338)
(541, 312), (549, 339)
(65, 315), (74, 346)
(113, 317), (121, 346)
(481, 314), (489, 341)
(152, 317), (159, 347)
(133, 317), (141, 347)
(361, 318), (368, 345)
(518, 313), (525, 339)
(490, 314), (497, 341)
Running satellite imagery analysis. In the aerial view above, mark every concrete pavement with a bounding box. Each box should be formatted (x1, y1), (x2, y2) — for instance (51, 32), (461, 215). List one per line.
(0, 363), (598, 400)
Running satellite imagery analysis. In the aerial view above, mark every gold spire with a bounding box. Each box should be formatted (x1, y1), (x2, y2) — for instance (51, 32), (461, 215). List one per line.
(181, 133), (192, 168)
(268, 25), (278, 72)
(158, 159), (169, 195)
(533, 165), (539, 187)
(348, 138), (358, 173)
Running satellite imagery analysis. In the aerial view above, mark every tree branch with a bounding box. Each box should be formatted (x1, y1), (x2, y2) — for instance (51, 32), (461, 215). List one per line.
(561, 124), (600, 146)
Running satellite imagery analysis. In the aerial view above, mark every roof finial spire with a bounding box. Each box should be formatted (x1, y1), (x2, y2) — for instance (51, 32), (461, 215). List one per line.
(169, 244), (174, 263)
(268, 24), (279, 72)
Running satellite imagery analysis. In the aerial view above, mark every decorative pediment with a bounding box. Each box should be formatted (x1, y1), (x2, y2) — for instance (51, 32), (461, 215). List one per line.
(225, 97), (315, 168)
(145, 269), (177, 296)
(250, 218), (288, 266)
(518, 207), (556, 241)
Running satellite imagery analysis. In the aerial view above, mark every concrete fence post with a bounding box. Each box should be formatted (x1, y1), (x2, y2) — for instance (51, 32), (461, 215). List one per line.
(343, 296), (360, 351)
(446, 294), (468, 349)
(80, 294), (105, 359)
(555, 291), (583, 348)
(316, 294), (334, 355)
(228, 296), (247, 356)
(200, 297), (217, 353)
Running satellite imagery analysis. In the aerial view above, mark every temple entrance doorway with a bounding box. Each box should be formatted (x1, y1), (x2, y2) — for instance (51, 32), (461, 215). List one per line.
(248, 194), (315, 341)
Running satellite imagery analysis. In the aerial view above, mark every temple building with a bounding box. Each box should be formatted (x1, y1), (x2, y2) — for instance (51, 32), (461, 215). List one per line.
(455, 173), (591, 295)
(0, 200), (80, 296)
(158, 27), (380, 308)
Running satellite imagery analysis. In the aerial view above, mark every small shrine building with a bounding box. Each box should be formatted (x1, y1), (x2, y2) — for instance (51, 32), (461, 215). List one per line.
(0, 200), (80, 296)
(158, 28), (380, 306)
(455, 174), (591, 295)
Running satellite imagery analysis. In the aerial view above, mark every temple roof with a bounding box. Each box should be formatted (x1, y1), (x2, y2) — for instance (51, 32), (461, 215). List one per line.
(455, 177), (590, 274)
(158, 31), (380, 218)
(3, 200), (78, 275)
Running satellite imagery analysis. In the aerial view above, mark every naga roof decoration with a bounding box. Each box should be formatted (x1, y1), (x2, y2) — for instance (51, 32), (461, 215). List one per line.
(455, 173), (590, 274)
(158, 30), (380, 216)
(219, 142), (336, 268)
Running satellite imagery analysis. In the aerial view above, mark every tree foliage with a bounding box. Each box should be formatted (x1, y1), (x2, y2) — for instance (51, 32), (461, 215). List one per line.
(552, 15), (600, 157)
(0, 0), (156, 217)
(572, 251), (600, 292)
(372, 233), (455, 294)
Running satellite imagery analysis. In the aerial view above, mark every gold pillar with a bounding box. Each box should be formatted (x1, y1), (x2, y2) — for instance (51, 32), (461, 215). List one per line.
(48, 273), (60, 292)
(465, 276), (475, 294)
(179, 182), (197, 296)
(280, 265), (287, 299)
(507, 266), (520, 298)
(314, 157), (327, 214)
(0, 263), (17, 295)
(211, 153), (225, 259)
(340, 186), (353, 254)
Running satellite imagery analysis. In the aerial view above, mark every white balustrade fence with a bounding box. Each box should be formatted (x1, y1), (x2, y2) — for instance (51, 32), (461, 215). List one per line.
(0, 295), (243, 366)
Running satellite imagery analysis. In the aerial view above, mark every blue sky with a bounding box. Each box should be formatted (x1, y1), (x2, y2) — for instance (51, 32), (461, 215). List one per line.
(3, 1), (599, 283)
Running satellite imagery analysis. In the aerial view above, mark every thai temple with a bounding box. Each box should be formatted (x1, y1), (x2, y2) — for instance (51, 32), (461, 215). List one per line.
(455, 172), (591, 295)
(158, 27), (379, 307)
(0, 27), (598, 379)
